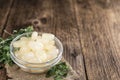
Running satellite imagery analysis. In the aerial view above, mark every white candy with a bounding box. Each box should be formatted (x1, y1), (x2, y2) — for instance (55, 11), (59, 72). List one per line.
(34, 50), (47, 62)
(31, 31), (38, 40)
(42, 33), (54, 41)
(13, 40), (26, 47)
(15, 51), (22, 58)
(29, 58), (38, 63)
(19, 47), (30, 53)
(20, 37), (28, 41)
(48, 40), (55, 45)
(44, 45), (56, 52)
(13, 32), (58, 63)
(46, 48), (58, 60)
(21, 52), (36, 62)
(28, 41), (43, 51)
(13, 41), (20, 47)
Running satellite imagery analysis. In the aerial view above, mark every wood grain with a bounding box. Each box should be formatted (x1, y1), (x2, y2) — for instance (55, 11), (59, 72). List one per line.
(0, 0), (120, 80)
(50, 0), (86, 80)
(2, 0), (53, 38)
(2, 0), (86, 80)
(0, 0), (13, 80)
(0, 64), (6, 80)
(0, 0), (13, 36)
(5, 58), (79, 80)
(74, 0), (120, 80)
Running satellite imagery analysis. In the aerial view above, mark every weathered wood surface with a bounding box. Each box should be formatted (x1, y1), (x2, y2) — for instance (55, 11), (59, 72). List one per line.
(0, 0), (13, 80)
(0, 0), (120, 80)
(0, 0), (13, 36)
(5, 58), (79, 80)
(74, 0), (120, 80)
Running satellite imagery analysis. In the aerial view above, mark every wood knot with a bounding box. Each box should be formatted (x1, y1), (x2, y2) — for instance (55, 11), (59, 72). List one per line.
(32, 19), (40, 25)
(77, 0), (84, 3)
(33, 20), (39, 24)
(0, 66), (3, 69)
(71, 49), (78, 58)
(40, 17), (47, 24)
(7, 76), (13, 79)
(0, 63), (4, 69)
(32, 19), (42, 28)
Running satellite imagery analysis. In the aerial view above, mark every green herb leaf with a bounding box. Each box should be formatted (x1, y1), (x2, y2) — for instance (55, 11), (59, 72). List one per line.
(0, 26), (34, 65)
(46, 62), (69, 80)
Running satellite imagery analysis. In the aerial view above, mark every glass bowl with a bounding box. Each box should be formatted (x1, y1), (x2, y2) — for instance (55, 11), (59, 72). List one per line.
(10, 32), (63, 73)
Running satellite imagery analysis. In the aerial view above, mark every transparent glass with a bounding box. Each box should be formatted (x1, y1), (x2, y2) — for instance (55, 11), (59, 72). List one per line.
(10, 32), (63, 73)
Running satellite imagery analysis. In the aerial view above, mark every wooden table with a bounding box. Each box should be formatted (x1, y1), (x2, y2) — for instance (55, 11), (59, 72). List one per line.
(0, 0), (120, 80)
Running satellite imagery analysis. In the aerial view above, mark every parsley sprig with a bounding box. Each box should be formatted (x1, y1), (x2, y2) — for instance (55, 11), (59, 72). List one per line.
(46, 62), (69, 80)
(0, 26), (33, 65)
(0, 26), (69, 80)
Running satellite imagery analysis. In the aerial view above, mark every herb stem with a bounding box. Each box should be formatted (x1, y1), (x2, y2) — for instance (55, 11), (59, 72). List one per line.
(4, 30), (13, 36)
(0, 26), (33, 65)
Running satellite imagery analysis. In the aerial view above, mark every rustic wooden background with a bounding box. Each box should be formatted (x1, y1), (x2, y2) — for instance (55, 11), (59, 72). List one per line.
(0, 0), (120, 80)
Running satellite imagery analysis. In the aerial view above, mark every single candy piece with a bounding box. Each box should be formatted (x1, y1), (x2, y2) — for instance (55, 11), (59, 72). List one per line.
(19, 47), (30, 53)
(31, 31), (38, 40)
(34, 50), (47, 63)
(20, 37), (28, 41)
(28, 41), (43, 51)
(13, 32), (58, 64)
(42, 33), (55, 41)
(13, 40), (26, 47)
(21, 52), (36, 62)
(46, 48), (58, 60)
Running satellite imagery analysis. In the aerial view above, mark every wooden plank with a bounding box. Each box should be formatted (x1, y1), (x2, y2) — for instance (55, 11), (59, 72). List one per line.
(0, 64), (6, 80)
(3, 0), (55, 38)
(105, 1), (120, 79)
(5, 58), (79, 80)
(74, 0), (120, 80)
(2, 0), (56, 80)
(3, 0), (86, 80)
(51, 0), (86, 80)
(0, 0), (13, 36)
(0, 0), (14, 80)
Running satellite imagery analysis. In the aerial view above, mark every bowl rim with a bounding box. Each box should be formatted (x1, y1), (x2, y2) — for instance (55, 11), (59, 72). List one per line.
(10, 32), (63, 65)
